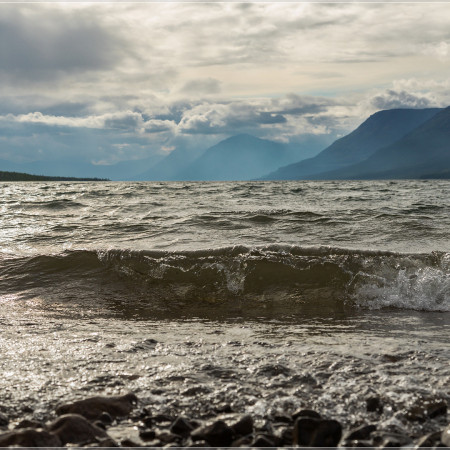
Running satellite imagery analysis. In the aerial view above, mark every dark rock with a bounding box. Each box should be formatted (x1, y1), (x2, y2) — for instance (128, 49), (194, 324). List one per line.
(366, 396), (383, 413)
(416, 431), (443, 447)
(139, 429), (156, 441)
(48, 413), (109, 445)
(120, 438), (141, 447)
(170, 416), (196, 437)
(232, 435), (253, 447)
(0, 428), (62, 447)
(292, 409), (321, 421)
(56, 393), (138, 421)
(182, 386), (211, 396)
(442, 425), (450, 447)
(293, 417), (342, 447)
(156, 431), (180, 444)
(272, 414), (292, 424)
(0, 413), (8, 427)
(99, 411), (113, 425)
(214, 403), (233, 413)
(191, 420), (233, 447)
(94, 420), (107, 430)
(344, 439), (374, 447)
(250, 434), (277, 447)
(344, 424), (377, 441)
(152, 414), (175, 423)
(382, 354), (403, 363)
(15, 419), (43, 429)
(407, 399), (447, 421)
(280, 427), (293, 445)
(96, 436), (119, 447)
(230, 415), (253, 437)
(187, 439), (210, 447)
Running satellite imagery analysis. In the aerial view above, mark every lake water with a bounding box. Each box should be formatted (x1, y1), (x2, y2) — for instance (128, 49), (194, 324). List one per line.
(0, 180), (449, 439)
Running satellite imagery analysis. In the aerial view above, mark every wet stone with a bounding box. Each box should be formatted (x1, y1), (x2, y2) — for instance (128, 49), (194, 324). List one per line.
(250, 434), (277, 447)
(56, 393), (138, 421)
(441, 425), (450, 447)
(15, 419), (44, 429)
(292, 408), (321, 421)
(120, 437), (141, 447)
(0, 413), (8, 427)
(293, 417), (342, 447)
(230, 414), (254, 437)
(0, 428), (62, 447)
(366, 396), (383, 413)
(99, 411), (114, 425)
(139, 429), (156, 441)
(415, 431), (443, 447)
(191, 420), (233, 447)
(407, 398), (447, 421)
(48, 413), (109, 445)
(344, 424), (377, 441)
(170, 416), (196, 437)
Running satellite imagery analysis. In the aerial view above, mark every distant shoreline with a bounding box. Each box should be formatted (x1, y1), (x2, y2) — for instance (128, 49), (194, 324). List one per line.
(0, 171), (109, 182)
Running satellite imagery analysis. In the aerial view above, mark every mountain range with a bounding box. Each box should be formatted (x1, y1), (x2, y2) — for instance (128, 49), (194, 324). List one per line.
(1, 107), (449, 180)
(262, 108), (442, 180)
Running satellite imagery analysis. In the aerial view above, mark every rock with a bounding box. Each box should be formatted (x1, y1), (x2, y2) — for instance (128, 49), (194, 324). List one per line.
(371, 431), (412, 447)
(139, 429), (156, 441)
(0, 428), (62, 447)
(15, 419), (44, 429)
(231, 435), (253, 447)
(344, 424), (377, 441)
(230, 415), (253, 437)
(407, 399), (447, 421)
(442, 425), (450, 447)
(344, 439), (373, 447)
(48, 413), (109, 445)
(170, 416), (196, 437)
(250, 434), (277, 447)
(187, 440), (210, 447)
(366, 396), (383, 413)
(191, 420), (233, 447)
(96, 436), (119, 447)
(280, 427), (293, 445)
(93, 420), (106, 430)
(293, 417), (342, 447)
(120, 438), (141, 447)
(0, 413), (8, 427)
(99, 411), (113, 425)
(214, 403), (233, 414)
(292, 409), (321, 421)
(416, 431), (443, 447)
(56, 393), (138, 421)
(156, 431), (180, 444)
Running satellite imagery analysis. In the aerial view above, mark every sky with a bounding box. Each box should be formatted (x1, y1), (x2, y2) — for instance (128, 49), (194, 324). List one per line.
(1, 2), (450, 168)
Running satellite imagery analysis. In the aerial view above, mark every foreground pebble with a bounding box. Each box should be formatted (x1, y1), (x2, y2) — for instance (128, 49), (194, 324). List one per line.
(0, 392), (448, 447)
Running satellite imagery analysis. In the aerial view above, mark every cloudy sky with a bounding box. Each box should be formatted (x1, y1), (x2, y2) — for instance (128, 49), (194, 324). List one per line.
(1, 2), (450, 168)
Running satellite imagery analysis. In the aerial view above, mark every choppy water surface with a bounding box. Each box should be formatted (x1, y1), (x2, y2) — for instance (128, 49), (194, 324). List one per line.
(0, 180), (449, 436)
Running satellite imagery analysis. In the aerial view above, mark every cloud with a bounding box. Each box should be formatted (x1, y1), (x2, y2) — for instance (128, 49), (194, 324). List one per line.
(179, 78), (222, 95)
(369, 89), (436, 110)
(0, 5), (128, 82)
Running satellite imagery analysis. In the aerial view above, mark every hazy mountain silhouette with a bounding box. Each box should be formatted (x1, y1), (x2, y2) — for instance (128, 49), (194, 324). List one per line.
(0, 154), (163, 181)
(308, 106), (450, 179)
(134, 146), (206, 181)
(167, 134), (328, 181)
(262, 108), (441, 180)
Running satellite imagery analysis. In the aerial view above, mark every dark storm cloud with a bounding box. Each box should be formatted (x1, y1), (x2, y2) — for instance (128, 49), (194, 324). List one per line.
(0, 5), (127, 81)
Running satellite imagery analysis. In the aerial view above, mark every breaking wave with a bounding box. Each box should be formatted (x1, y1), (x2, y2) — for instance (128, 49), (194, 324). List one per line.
(0, 246), (448, 314)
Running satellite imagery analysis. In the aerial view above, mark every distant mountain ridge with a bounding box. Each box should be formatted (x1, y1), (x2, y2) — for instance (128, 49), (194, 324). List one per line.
(0, 170), (108, 181)
(136, 133), (331, 181)
(262, 108), (441, 180)
(309, 106), (450, 179)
